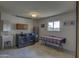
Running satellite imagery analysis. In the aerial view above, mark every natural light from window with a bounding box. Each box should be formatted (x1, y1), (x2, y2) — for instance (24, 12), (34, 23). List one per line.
(48, 21), (60, 31)
(3, 24), (11, 32)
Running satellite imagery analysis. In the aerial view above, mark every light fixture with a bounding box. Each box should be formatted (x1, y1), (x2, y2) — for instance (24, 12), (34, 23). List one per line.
(29, 12), (40, 18)
(32, 14), (37, 18)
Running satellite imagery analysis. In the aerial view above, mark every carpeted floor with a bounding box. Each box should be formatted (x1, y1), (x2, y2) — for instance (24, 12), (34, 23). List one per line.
(0, 42), (75, 58)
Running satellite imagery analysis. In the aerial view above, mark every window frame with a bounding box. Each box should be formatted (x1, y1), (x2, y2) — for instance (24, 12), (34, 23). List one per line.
(47, 20), (60, 32)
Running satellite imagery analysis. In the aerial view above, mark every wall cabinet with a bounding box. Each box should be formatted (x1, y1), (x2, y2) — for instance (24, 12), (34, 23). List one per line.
(16, 24), (28, 30)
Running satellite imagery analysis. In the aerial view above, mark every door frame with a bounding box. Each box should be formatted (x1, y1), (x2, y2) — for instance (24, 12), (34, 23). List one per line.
(76, 1), (77, 57)
(76, 1), (79, 58)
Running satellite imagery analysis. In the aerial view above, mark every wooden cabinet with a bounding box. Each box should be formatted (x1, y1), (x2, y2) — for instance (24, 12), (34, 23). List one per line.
(16, 24), (28, 30)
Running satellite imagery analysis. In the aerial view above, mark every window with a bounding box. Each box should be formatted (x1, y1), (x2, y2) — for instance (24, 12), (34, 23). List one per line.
(48, 22), (54, 31)
(48, 21), (60, 31)
(3, 24), (11, 32)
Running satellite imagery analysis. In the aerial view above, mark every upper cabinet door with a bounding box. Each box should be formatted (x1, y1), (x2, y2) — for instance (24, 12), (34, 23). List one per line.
(16, 24), (28, 30)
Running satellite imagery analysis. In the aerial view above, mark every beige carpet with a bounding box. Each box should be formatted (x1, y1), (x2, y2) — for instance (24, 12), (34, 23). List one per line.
(0, 42), (75, 58)
(29, 42), (75, 58)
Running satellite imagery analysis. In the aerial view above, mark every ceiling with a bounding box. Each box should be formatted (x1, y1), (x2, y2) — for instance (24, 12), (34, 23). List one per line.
(0, 1), (76, 19)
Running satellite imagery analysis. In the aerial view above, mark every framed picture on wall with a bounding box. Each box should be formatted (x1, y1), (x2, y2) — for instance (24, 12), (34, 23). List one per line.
(64, 20), (75, 26)
(41, 24), (45, 28)
(71, 20), (75, 25)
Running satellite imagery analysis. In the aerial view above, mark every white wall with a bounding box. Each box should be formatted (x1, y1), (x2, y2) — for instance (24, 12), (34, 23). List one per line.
(38, 11), (76, 52)
(1, 12), (33, 34)
(1, 11), (76, 52)
(0, 12), (33, 47)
